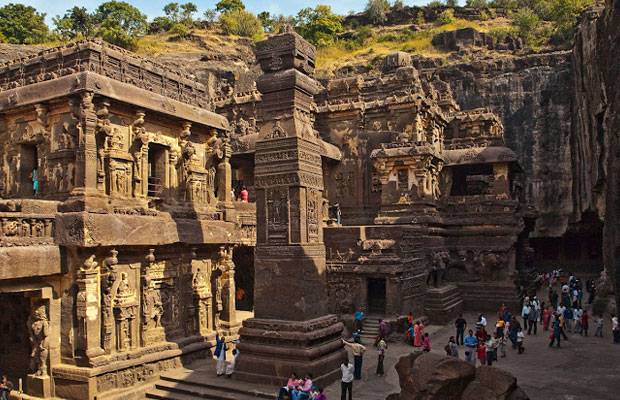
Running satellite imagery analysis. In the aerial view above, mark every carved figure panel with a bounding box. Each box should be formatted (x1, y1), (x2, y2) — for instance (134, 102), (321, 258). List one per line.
(266, 187), (289, 243)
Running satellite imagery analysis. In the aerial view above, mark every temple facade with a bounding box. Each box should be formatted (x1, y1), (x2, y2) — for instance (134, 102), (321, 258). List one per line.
(0, 40), (256, 399)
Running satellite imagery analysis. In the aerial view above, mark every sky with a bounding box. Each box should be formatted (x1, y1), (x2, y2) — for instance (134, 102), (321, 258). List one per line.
(0, 0), (432, 23)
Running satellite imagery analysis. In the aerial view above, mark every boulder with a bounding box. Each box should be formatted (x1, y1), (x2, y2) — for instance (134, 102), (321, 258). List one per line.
(389, 353), (529, 400)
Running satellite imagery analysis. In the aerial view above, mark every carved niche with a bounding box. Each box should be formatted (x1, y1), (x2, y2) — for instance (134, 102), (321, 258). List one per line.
(266, 187), (289, 243)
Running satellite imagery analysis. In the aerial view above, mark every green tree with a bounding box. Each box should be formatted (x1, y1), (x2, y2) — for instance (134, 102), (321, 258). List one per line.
(466, 0), (488, 8)
(180, 2), (198, 25)
(0, 3), (49, 44)
(163, 2), (181, 22)
(203, 9), (218, 25)
(219, 9), (262, 38)
(428, 1), (444, 8)
(438, 8), (456, 24)
(294, 5), (344, 47)
(257, 11), (274, 32)
(93, 1), (148, 49)
(510, 7), (539, 44)
(392, 0), (406, 11)
(216, 0), (245, 13)
(53, 6), (94, 40)
(446, 0), (459, 6)
(365, 0), (391, 25)
(149, 16), (173, 33)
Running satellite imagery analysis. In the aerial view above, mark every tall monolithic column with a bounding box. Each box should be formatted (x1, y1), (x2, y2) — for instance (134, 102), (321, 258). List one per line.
(235, 29), (345, 385)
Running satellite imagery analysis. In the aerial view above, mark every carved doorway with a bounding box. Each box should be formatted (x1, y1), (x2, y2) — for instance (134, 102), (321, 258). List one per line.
(0, 292), (31, 385)
(233, 246), (254, 312)
(147, 143), (167, 197)
(367, 278), (386, 314)
(19, 144), (38, 197)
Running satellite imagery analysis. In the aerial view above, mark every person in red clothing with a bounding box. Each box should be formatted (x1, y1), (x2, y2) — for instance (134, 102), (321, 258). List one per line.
(239, 186), (249, 202)
(543, 306), (552, 331)
(581, 310), (589, 336)
(477, 342), (487, 366)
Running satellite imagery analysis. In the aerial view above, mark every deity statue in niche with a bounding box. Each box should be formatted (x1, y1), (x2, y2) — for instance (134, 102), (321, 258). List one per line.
(142, 277), (163, 329)
(28, 303), (49, 376)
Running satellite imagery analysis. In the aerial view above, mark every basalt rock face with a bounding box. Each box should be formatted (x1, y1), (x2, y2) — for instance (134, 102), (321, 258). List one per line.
(388, 352), (529, 400)
(571, 0), (620, 306)
(431, 52), (574, 237)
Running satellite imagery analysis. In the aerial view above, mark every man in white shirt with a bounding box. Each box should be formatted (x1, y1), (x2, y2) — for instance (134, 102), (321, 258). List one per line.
(340, 359), (354, 400)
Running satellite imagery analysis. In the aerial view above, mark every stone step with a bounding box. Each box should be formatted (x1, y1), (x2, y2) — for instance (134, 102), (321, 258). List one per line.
(148, 380), (276, 400)
(158, 376), (275, 399)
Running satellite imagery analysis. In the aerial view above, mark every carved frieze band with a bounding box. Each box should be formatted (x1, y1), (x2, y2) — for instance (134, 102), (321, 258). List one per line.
(255, 171), (324, 190)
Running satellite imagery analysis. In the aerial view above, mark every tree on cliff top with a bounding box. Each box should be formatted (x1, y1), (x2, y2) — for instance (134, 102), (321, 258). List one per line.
(295, 5), (343, 47)
(216, 0), (245, 13)
(365, 0), (391, 25)
(93, 1), (148, 49)
(220, 8), (263, 38)
(0, 3), (49, 44)
(54, 7), (95, 40)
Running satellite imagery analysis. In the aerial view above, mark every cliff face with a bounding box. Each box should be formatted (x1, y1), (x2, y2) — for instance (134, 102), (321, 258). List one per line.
(434, 52), (574, 237)
(571, 0), (620, 303)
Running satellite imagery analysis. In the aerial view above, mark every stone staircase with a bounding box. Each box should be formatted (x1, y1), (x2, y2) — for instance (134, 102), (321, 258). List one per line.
(359, 316), (381, 343)
(423, 284), (464, 324)
(145, 361), (277, 400)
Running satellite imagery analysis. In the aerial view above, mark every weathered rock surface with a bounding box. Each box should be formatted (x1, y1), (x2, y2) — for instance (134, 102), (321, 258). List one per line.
(571, 0), (620, 305)
(431, 51), (573, 237)
(389, 352), (529, 400)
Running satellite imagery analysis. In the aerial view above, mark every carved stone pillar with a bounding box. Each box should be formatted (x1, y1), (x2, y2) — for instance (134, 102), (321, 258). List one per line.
(64, 92), (103, 210)
(217, 138), (236, 221)
(216, 245), (237, 329)
(236, 30), (345, 386)
(76, 255), (104, 359)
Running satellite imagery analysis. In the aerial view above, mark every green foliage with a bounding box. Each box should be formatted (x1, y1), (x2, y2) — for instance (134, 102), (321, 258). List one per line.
(393, 0), (406, 11)
(428, 1), (444, 8)
(365, 0), (391, 25)
(488, 25), (515, 42)
(53, 7), (94, 40)
(295, 5), (344, 47)
(466, 0), (488, 7)
(445, 0), (459, 7)
(169, 22), (191, 40)
(510, 7), (539, 44)
(216, 0), (245, 13)
(0, 3), (50, 44)
(416, 10), (426, 25)
(219, 9), (262, 38)
(93, 1), (148, 49)
(203, 9), (218, 26)
(257, 11), (274, 32)
(489, 0), (518, 8)
(149, 16), (174, 33)
(438, 9), (457, 24)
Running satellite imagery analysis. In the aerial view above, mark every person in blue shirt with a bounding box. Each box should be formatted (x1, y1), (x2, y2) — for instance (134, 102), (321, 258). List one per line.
(354, 308), (364, 332)
(463, 329), (478, 365)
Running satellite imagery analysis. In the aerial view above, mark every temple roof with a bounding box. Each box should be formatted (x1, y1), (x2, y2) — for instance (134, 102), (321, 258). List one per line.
(443, 146), (519, 166)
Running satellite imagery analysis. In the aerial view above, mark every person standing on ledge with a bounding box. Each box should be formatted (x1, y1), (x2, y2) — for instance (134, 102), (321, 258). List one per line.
(214, 333), (227, 376)
(455, 314), (467, 345)
(354, 308), (364, 332)
(239, 186), (249, 202)
(342, 339), (366, 380)
(340, 359), (354, 400)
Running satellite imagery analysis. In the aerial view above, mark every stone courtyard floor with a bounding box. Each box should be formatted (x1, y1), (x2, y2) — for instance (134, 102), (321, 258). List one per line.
(327, 312), (620, 400)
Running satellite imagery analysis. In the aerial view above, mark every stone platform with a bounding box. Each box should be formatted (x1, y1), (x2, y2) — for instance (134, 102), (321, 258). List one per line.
(423, 284), (464, 324)
(145, 359), (277, 400)
(456, 281), (520, 312)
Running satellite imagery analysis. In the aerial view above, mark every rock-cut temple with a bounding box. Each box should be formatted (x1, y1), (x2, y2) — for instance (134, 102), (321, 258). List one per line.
(0, 32), (536, 399)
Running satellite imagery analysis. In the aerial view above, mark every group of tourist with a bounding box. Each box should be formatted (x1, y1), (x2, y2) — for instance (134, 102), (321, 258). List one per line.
(449, 313), (510, 366)
(277, 373), (327, 400)
(214, 333), (239, 378)
(231, 186), (249, 202)
(405, 313), (431, 352)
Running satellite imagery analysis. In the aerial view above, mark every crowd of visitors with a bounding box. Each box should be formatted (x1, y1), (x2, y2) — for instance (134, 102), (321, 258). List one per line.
(260, 270), (618, 400)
